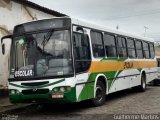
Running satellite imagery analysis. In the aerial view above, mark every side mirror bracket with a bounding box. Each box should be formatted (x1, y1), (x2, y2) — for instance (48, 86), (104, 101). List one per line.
(1, 35), (12, 55)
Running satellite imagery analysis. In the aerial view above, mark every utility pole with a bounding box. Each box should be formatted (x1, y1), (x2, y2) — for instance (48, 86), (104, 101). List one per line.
(144, 26), (149, 37)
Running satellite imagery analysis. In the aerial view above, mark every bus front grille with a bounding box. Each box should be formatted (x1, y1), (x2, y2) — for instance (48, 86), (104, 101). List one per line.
(22, 89), (49, 95)
(21, 81), (49, 86)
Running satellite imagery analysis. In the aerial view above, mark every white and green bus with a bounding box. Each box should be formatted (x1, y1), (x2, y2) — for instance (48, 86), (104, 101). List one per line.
(1, 17), (158, 106)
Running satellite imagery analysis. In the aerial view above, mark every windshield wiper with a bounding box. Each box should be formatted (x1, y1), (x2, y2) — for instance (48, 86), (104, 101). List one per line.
(41, 29), (54, 47)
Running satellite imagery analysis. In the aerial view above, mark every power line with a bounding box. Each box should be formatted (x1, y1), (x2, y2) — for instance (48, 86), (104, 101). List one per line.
(105, 9), (160, 20)
(146, 32), (160, 34)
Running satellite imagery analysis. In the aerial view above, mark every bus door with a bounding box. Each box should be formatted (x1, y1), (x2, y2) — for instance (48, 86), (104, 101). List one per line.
(72, 30), (92, 101)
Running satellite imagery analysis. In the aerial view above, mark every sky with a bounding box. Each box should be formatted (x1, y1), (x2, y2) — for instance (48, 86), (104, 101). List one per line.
(32, 0), (160, 41)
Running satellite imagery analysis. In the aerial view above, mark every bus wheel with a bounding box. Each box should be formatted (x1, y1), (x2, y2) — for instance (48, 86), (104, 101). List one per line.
(91, 81), (106, 107)
(138, 74), (146, 92)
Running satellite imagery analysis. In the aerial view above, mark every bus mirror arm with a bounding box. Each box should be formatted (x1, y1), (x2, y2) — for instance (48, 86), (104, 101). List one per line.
(1, 35), (12, 44)
(1, 35), (12, 55)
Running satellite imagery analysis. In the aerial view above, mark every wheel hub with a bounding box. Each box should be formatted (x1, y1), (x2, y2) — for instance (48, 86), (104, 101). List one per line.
(95, 86), (103, 101)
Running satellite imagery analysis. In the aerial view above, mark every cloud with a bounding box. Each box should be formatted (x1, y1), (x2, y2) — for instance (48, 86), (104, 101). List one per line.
(32, 0), (160, 41)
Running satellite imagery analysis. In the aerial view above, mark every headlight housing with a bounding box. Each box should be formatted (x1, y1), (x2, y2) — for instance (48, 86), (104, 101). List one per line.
(10, 89), (20, 94)
(52, 86), (71, 92)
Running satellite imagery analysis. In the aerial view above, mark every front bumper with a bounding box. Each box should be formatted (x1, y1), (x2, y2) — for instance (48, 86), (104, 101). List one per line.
(9, 88), (76, 104)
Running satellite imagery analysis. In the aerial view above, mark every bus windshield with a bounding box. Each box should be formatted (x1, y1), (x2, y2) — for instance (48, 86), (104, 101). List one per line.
(10, 29), (73, 79)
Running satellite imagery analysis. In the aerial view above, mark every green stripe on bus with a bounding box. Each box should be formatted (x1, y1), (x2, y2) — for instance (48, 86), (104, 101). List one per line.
(79, 68), (138, 100)
(101, 57), (127, 62)
(78, 71), (118, 101)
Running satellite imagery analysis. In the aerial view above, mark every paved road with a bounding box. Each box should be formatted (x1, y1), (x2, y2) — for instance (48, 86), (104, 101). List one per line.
(1, 85), (160, 120)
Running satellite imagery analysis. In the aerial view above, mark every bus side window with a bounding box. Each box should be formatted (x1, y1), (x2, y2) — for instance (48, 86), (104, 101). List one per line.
(135, 40), (143, 59)
(104, 33), (117, 57)
(90, 31), (105, 58)
(143, 41), (150, 59)
(117, 37), (127, 58)
(127, 38), (136, 58)
(73, 33), (91, 73)
(149, 43), (155, 58)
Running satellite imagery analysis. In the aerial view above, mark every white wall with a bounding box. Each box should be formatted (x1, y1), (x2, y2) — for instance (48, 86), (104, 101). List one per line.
(0, 1), (55, 88)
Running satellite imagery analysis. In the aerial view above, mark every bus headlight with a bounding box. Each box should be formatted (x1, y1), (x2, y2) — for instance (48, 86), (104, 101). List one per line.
(53, 88), (58, 92)
(10, 90), (15, 94)
(15, 90), (20, 94)
(52, 86), (71, 92)
(60, 87), (65, 92)
(10, 89), (20, 94)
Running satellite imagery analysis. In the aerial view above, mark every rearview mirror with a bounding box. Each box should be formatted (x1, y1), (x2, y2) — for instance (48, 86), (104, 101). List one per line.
(2, 44), (5, 55)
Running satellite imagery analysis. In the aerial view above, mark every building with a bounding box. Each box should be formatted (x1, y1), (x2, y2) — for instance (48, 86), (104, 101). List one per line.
(0, 0), (66, 89)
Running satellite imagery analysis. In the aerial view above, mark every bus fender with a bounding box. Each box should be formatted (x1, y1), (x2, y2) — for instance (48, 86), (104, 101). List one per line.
(140, 70), (146, 82)
(94, 74), (108, 98)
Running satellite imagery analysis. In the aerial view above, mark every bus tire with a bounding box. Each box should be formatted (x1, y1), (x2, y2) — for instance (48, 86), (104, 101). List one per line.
(91, 81), (106, 107)
(138, 74), (146, 92)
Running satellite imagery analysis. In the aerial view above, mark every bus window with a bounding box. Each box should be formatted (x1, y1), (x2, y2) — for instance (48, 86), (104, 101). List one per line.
(73, 33), (91, 73)
(127, 38), (136, 58)
(149, 43), (155, 58)
(135, 40), (143, 58)
(117, 37), (127, 58)
(91, 31), (105, 58)
(104, 33), (117, 57)
(143, 42), (150, 59)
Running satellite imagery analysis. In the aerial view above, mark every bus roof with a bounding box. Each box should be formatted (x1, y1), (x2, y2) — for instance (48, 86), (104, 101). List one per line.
(71, 17), (154, 43)
(13, 17), (154, 43)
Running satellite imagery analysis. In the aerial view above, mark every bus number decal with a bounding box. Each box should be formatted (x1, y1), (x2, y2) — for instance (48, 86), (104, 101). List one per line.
(124, 62), (133, 69)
